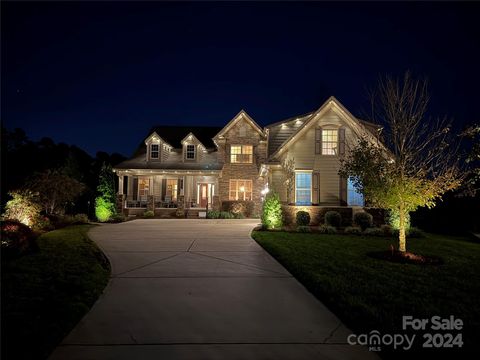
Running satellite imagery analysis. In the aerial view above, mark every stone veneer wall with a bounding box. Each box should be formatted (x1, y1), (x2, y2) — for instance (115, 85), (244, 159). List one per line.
(281, 205), (354, 226)
(218, 119), (267, 215)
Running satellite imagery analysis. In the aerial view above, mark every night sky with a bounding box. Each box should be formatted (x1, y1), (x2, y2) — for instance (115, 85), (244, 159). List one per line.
(2, 2), (479, 156)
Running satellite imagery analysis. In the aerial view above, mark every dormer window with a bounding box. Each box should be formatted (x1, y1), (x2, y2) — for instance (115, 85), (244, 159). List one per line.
(186, 144), (196, 160)
(150, 144), (159, 159)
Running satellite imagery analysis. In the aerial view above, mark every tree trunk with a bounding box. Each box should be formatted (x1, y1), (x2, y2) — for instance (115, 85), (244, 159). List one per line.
(398, 205), (407, 252)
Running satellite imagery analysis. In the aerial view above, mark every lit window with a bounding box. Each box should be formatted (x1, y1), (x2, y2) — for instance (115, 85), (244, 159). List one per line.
(166, 179), (178, 201)
(231, 145), (253, 163)
(295, 172), (311, 205)
(229, 179), (253, 200)
(151, 144), (159, 159)
(322, 129), (338, 155)
(347, 178), (364, 206)
(186, 144), (195, 160)
(138, 178), (150, 198)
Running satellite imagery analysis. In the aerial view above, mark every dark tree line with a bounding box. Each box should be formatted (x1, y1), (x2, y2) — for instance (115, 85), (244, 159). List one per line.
(1, 127), (126, 218)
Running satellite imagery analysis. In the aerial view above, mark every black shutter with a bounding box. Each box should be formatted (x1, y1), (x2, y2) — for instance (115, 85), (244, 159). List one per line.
(132, 177), (138, 200)
(162, 179), (167, 200)
(315, 128), (322, 154)
(339, 176), (347, 206)
(312, 172), (320, 204)
(177, 179), (181, 198)
(338, 127), (346, 156)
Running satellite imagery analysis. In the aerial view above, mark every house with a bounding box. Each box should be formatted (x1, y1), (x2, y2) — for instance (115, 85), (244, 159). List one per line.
(113, 97), (382, 218)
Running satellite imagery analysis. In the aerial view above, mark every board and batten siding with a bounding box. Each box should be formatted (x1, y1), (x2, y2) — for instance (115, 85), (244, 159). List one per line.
(278, 109), (358, 205)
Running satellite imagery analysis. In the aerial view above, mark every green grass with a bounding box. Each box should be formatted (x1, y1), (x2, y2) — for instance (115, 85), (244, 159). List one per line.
(252, 231), (480, 354)
(1, 225), (111, 360)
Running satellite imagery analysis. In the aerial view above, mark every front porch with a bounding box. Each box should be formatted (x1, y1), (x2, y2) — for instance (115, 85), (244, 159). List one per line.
(115, 170), (221, 214)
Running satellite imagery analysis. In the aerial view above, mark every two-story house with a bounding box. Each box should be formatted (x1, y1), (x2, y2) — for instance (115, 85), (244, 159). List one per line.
(113, 97), (381, 217)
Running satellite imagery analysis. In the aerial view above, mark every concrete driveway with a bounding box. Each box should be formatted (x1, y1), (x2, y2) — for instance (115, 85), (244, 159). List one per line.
(50, 219), (376, 360)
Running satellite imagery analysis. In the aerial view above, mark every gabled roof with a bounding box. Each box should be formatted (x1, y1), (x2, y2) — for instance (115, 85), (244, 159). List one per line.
(181, 132), (207, 150)
(214, 110), (264, 139)
(268, 96), (382, 159)
(266, 112), (313, 156)
(133, 126), (222, 156)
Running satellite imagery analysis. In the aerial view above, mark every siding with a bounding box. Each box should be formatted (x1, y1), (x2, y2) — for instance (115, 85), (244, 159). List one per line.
(272, 109), (360, 205)
(271, 169), (287, 202)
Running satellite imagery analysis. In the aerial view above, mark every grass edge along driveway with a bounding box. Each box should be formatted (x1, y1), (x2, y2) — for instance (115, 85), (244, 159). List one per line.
(252, 231), (480, 356)
(1, 225), (111, 360)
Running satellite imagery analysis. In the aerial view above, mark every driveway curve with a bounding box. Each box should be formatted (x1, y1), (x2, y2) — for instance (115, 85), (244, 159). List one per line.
(50, 219), (376, 360)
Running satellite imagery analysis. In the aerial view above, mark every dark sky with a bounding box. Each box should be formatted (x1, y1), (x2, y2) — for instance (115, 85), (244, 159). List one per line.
(2, 1), (479, 156)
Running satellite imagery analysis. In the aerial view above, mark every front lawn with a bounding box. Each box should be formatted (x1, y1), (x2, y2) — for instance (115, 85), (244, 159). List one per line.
(1, 225), (110, 360)
(252, 231), (480, 355)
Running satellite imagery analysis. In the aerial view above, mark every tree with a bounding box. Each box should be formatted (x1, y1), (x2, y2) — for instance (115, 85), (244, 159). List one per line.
(261, 192), (283, 229)
(340, 72), (463, 253)
(27, 170), (85, 215)
(281, 157), (295, 204)
(460, 124), (480, 196)
(95, 162), (117, 222)
(2, 190), (42, 227)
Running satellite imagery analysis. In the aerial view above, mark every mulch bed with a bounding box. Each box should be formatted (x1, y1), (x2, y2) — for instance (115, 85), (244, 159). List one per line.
(367, 249), (444, 265)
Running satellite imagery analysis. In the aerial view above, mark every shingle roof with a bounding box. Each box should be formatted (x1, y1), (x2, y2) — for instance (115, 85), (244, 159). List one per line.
(115, 151), (223, 171)
(266, 112), (313, 156)
(132, 126), (222, 157)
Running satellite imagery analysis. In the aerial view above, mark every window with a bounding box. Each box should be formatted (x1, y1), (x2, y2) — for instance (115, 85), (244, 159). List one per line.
(166, 179), (178, 201)
(322, 129), (338, 155)
(186, 144), (195, 160)
(229, 179), (253, 200)
(150, 144), (159, 159)
(347, 177), (364, 206)
(138, 178), (150, 198)
(295, 172), (312, 205)
(231, 145), (253, 163)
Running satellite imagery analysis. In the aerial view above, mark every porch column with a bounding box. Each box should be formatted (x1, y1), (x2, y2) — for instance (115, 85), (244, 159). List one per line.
(118, 175), (124, 195)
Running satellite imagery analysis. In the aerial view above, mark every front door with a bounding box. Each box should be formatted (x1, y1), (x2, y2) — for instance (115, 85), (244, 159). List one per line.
(199, 183), (208, 208)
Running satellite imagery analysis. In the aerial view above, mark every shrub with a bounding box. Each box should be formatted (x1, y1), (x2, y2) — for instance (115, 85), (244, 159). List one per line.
(143, 210), (154, 218)
(219, 211), (234, 219)
(318, 225), (337, 234)
(207, 210), (220, 219)
(1, 219), (38, 256)
(354, 212), (373, 231)
(34, 216), (54, 231)
(3, 190), (42, 228)
(233, 212), (245, 219)
(109, 213), (126, 223)
(47, 214), (76, 228)
(363, 227), (385, 236)
(325, 211), (342, 227)
(296, 211), (311, 226)
(229, 202), (247, 216)
(380, 224), (393, 236)
(344, 226), (362, 235)
(95, 197), (114, 222)
(296, 225), (311, 233)
(73, 213), (89, 224)
(261, 192), (283, 229)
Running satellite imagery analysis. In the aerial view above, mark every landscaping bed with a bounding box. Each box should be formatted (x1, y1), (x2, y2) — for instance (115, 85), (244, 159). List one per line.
(1, 225), (110, 360)
(252, 230), (480, 355)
